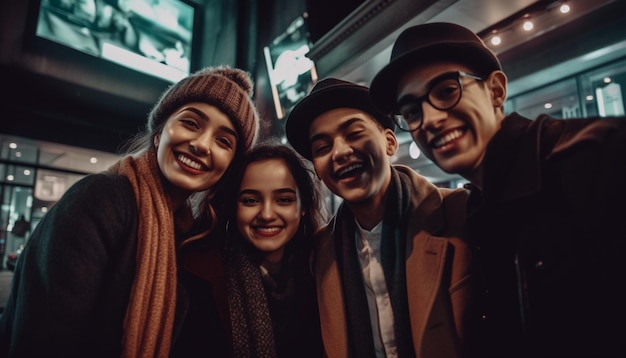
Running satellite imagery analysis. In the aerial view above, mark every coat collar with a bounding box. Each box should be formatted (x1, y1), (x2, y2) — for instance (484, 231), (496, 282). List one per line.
(333, 165), (449, 235)
(394, 165), (449, 236)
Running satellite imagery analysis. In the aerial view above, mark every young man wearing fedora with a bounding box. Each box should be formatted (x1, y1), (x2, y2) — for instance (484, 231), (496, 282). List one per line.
(285, 78), (476, 358)
(369, 22), (626, 357)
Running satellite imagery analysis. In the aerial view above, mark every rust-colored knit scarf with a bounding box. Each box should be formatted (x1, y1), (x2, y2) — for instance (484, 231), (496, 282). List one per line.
(108, 148), (178, 357)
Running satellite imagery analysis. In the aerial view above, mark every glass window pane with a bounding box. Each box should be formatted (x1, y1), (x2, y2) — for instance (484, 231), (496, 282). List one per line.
(579, 58), (626, 117)
(3, 165), (36, 186)
(509, 78), (580, 119)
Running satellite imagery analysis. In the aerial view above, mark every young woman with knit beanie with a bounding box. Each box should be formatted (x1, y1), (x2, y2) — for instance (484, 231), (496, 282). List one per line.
(0, 66), (260, 357)
(183, 143), (329, 357)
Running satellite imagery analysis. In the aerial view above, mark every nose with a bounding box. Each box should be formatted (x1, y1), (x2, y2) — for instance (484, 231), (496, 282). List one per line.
(189, 132), (212, 155)
(259, 201), (277, 221)
(420, 101), (447, 130)
(331, 138), (353, 163)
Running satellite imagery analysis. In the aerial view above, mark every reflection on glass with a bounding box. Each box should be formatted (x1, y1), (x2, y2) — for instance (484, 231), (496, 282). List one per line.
(507, 58), (626, 119)
(36, 0), (195, 82)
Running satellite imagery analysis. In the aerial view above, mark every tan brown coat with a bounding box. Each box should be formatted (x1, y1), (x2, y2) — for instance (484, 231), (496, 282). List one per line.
(314, 165), (474, 358)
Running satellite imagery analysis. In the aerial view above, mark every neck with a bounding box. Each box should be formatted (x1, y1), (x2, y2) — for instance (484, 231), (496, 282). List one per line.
(261, 259), (282, 276)
(261, 247), (284, 268)
(348, 194), (387, 231)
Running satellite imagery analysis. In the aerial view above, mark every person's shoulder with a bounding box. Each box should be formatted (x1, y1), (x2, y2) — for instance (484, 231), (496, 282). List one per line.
(393, 164), (468, 199)
(393, 164), (432, 185)
(314, 219), (334, 238)
(311, 219), (336, 251)
(33, 173), (138, 249)
(55, 173), (135, 212)
(438, 187), (469, 232)
(439, 186), (469, 203)
(66, 173), (132, 195)
(182, 243), (225, 281)
(533, 112), (625, 131)
(74, 172), (131, 185)
(534, 114), (626, 154)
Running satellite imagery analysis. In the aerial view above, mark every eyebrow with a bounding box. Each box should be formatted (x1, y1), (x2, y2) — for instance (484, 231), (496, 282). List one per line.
(309, 116), (364, 144)
(239, 188), (297, 196)
(182, 106), (239, 139)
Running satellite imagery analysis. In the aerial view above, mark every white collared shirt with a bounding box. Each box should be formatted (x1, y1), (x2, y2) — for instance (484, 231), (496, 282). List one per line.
(355, 219), (398, 358)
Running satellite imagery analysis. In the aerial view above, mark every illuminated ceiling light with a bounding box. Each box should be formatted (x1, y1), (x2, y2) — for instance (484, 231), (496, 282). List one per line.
(15, 152), (22, 158)
(603, 76), (612, 83)
(7, 175), (15, 181)
(559, 3), (570, 14)
(9, 142), (17, 149)
(586, 95), (594, 101)
(522, 20), (534, 31)
(490, 35), (501, 46)
(409, 142), (421, 159)
(544, 103), (553, 109)
(23, 169), (31, 176)
(90, 157), (98, 164)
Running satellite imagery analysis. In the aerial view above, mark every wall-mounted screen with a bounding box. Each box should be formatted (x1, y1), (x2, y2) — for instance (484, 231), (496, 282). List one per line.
(264, 15), (317, 120)
(35, 0), (195, 83)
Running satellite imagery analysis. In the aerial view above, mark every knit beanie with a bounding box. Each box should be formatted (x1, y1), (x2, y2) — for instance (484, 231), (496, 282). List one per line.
(148, 66), (260, 152)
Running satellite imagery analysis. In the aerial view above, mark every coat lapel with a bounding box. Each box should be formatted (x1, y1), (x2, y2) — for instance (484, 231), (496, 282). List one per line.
(406, 234), (447, 354)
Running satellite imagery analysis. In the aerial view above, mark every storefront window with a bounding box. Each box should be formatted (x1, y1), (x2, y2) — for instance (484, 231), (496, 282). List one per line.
(579, 58), (626, 118)
(507, 57), (626, 120)
(507, 77), (580, 119)
(0, 135), (121, 269)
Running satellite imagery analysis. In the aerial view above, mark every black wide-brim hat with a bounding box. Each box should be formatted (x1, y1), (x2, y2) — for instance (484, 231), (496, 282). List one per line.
(285, 78), (395, 160)
(370, 22), (502, 115)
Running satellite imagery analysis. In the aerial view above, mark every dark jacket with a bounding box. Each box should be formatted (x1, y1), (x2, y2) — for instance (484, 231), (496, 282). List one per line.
(0, 174), (226, 357)
(0, 174), (139, 357)
(468, 112), (626, 357)
(183, 240), (323, 358)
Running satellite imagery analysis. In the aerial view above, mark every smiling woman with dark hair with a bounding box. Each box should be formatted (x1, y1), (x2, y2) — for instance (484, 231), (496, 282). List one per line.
(183, 143), (329, 357)
(225, 143), (328, 357)
(0, 66), (260, 358)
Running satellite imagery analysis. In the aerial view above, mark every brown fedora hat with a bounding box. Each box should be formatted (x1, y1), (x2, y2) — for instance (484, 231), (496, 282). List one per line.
(370, 22), (502, 115)
(285, 78), (395, 160)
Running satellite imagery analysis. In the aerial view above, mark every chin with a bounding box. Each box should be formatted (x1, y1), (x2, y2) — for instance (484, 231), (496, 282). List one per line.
(436, 160), (464, 175)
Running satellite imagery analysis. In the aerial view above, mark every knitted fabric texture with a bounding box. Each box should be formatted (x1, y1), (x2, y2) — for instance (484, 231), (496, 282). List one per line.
(108, 148), (180, 357)
(148, 66), (260, 152)
(224, 245), (277, 358)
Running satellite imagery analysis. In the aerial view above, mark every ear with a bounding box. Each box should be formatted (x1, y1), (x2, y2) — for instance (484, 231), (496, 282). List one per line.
(153, 134), (160, 148)
(488, 70), (508, 107)
(384, 128), (399, 156)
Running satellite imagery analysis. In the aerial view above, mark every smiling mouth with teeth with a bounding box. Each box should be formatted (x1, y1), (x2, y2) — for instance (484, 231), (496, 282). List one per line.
(432, 128), (464, 149)
(255, 227), (281, 234)
(336, 163), (364, 179)
(178, 154), (205, 170)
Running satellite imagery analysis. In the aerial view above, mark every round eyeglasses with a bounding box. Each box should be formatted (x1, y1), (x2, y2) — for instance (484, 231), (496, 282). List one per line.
(393, 71), (483, 132)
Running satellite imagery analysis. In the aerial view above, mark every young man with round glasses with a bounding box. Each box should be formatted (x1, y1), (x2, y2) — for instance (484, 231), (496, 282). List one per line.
(370, 22), (626, 357)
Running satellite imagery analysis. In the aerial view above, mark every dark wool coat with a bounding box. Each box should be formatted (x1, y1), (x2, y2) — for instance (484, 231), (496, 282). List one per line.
(182, 241), (324, 358)
(314, 165), (474, 358)
(0, 174), (226, 357)
(467, 112), (626, 357)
